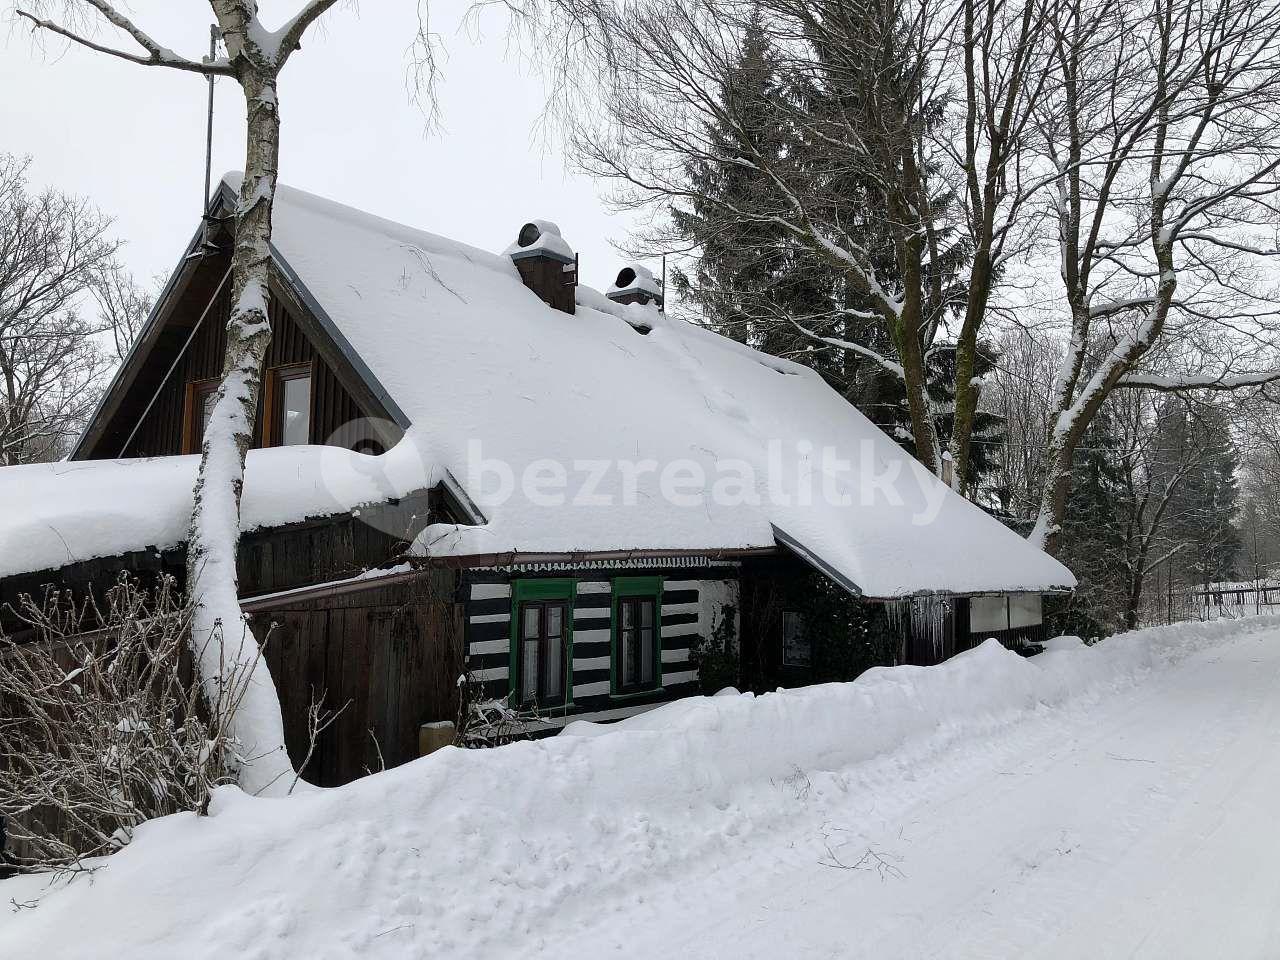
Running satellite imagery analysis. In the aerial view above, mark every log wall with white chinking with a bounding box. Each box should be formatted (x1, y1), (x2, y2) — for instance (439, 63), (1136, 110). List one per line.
(461, 560), (741, 728)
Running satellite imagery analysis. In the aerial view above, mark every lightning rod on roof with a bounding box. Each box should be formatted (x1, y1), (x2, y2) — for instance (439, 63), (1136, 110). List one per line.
(202, 24), (218, 213)
(661, 253), (667, 313)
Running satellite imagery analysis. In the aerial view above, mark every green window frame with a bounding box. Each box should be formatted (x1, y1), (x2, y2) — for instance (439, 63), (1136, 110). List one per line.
(611, 576), (663, 696)
(510, 579), (575, 709)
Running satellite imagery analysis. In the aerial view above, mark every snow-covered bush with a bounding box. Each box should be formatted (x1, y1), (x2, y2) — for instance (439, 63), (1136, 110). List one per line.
(0, 576), (249, 873)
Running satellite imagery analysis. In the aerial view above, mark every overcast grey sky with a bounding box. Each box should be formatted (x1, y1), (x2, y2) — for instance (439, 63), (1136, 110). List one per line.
(1, 1), (641, 292)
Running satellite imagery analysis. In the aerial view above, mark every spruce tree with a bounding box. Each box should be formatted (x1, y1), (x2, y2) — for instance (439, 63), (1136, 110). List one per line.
(1180, 404), (1241, 584)
(1054, 408), (1131, 638)
(670, 14), (819, 353)
(670, 16), (1006, 491)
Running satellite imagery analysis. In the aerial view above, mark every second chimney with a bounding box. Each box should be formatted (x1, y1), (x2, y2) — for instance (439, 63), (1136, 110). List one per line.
(505, 220), (577, 315)
(606, 264), (664, 309)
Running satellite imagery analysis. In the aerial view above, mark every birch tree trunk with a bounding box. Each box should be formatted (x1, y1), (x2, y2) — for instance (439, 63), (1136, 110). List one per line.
(186, 65), (292, 796)
(14, 0), (354, 794)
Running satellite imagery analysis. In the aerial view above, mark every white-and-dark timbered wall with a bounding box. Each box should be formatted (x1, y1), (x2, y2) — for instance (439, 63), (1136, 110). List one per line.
(463, 565), (738, 726)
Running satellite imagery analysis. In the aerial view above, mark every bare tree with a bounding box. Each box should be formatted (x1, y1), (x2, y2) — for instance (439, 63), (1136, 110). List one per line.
(1108, 392), (1223, 629)
(983, 327), (1063, 520)
(1238, 396), (1280, 566)
(0, 154), (118, 465)
(91, 258), (152, 363)
(1029, 0), (1280, 554)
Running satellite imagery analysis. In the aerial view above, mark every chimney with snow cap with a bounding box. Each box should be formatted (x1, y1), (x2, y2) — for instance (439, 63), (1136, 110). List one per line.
(504, 220), (577, 315)
(606, 263), (664, 308)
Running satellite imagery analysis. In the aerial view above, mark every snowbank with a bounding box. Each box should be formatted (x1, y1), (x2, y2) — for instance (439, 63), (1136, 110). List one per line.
(2, 616), (1270, 958)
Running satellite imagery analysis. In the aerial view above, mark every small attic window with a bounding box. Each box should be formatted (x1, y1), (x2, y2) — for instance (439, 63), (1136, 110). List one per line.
(264, 362), (314, 447)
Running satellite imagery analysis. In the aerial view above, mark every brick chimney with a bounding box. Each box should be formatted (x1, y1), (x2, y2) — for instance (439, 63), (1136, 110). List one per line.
(606, 264), (664, 308)
(505, 220), (577, 315)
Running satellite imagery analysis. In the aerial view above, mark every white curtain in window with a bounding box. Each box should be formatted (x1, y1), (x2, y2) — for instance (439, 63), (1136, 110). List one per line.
(1008, 593), (1042, 628)
(970, 596), (1008, 632)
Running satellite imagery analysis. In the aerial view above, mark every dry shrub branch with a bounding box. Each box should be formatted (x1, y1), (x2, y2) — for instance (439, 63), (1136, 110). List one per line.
(0, 575), (252, 873)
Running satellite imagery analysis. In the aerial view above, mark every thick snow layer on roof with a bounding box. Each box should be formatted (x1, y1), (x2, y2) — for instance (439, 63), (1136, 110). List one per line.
(0, 446), (434, 580)
(249, 176), (1071, 596)
(0, 178), (1070, 595)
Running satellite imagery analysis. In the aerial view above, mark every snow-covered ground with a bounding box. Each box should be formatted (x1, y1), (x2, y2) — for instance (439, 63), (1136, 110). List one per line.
(5, 616), (1280, 959)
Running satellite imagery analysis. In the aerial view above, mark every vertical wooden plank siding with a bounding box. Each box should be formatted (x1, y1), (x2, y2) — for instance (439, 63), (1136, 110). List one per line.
(249, 571), (464, 788)
(120, 289), (373, 458)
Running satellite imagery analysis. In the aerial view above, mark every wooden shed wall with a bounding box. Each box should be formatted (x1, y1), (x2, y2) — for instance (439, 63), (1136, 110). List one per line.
(251, 571), (464, 788)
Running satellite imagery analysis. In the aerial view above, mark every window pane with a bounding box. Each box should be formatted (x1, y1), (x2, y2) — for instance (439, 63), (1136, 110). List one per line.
(281, 374), (311, 446)
(544, 635), (563, 699)
(970, 596), (1008, 632)
(640, 600), (654, 628)
(523, 605), (540, 639)
(782, 611), (811, 667)
(621, 628), (636, 687)
(546, 603), (563, 639)
(1008, 593), (1042, 629)
(640, 628), (654, 684)
(521, 639), (539, 703)
(201, 390), (217, 436)
(621, 600), (634, 629)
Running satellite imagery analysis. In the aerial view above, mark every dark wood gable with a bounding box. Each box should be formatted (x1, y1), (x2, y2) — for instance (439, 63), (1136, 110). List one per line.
(75, 241), (403, 462)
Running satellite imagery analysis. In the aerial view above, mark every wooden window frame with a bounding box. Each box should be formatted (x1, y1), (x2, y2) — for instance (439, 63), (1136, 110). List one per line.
(610, 576), (663, 697)
(262, 361), (315, 448)
(509, 579), (575, 709)
(181, 378), (220, 455)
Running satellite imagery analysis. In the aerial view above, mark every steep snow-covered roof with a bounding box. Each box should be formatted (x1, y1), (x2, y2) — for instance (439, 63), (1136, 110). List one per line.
(0, 176), (1073, 597)
(250, 177), (1071, 596)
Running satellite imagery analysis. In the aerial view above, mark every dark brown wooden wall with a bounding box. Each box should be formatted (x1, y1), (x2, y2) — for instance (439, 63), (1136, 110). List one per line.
(253, 572), (464, 787)
(119, 288), (371, 458)
(3, 568), (464, 791)
(514, 255), (576, 314)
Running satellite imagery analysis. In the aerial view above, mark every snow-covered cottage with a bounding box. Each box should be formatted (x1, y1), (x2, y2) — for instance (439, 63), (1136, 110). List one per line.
(0, 176), (1074, 785)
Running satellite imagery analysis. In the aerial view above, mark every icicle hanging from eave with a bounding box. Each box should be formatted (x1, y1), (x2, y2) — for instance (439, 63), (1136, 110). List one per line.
(882, 593), (953, 662)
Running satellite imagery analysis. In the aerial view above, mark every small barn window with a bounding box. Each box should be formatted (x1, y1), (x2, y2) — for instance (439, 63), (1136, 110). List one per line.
(511, 579), (574, 708)
(782, 611), (811, 667)
(612, 577), (663, 695)
(265, 363), (313, 447)
(1008, 593), (1042, 629)
(970, 595), (1009, 634)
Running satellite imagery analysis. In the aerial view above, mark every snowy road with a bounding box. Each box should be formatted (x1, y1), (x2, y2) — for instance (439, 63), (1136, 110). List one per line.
(543, 628), (1280, 959)
(5, 621), (1280, 959)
